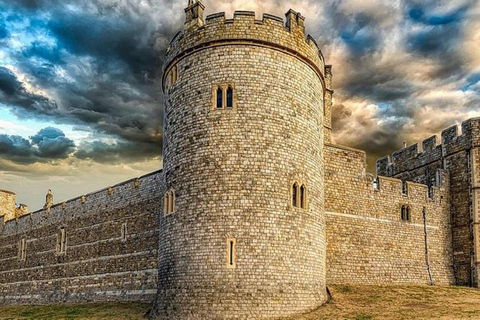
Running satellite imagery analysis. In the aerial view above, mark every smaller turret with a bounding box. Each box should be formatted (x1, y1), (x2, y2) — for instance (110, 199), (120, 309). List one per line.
(0, 189), (16, 222)
(0, 190), (28, 222)
(185, 0), (204, 29)
(285, 9), (305, 34)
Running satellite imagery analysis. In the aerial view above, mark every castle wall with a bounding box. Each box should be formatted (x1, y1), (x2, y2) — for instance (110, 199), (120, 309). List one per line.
(0, 171), (162, 305)
(325, 144), (454, 285)
(376, 118), (480, 286)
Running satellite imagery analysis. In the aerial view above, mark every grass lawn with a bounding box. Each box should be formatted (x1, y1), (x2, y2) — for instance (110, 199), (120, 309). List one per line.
(286, 284), (480, 320)
(1, 285), (480, 319)
(0, 303), (150, 320)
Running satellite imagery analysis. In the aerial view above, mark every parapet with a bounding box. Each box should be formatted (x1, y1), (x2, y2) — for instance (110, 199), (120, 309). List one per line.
(377, 118), (480, 176)
(375, 168), (448, 202)
(163, 4), (326, 93)
(0, 170), (163, 235)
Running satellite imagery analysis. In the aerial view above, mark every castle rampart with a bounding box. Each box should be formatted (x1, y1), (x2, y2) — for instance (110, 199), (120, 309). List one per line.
(0, 171), (162, 304)
(326, 143), (454, 285)
(377, 118), (480, 286)
(377, 118), (480, 177)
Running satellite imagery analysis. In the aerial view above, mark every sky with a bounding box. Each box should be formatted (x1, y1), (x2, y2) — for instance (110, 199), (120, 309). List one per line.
(0, 0), (479, 210)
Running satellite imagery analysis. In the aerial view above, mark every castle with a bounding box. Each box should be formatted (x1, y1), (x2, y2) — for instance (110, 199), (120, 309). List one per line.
(0, 1), (479, 319)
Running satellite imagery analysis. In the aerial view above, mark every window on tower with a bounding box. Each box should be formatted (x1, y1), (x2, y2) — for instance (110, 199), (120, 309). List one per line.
(300, 184), (307, 209)
(226, 86), (233, 108)
(164, 189), (176, 216)
(291, 181), (307, 209)
(212, 84), (236, 109)
(216, 88), (223, 109)
(292, 182), (298, 207)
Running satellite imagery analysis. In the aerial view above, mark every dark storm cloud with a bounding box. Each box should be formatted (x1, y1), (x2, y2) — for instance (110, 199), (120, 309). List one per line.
(0, 127), (75, 164)
(75, 140), (161, 164)
(0, 67), (59, 115)
(0, 0), (180, 164)
(339, 13), (380, 56)
(405, 1), (474, 79)
(30, 127), (75, 158)
(408, 3), (469, 26)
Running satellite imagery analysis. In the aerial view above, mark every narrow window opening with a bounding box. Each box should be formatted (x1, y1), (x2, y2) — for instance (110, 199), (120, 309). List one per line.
(406, 206), (411, 221)
(164, 193), (168, 215)
(216, 88), (223, 109)
(227, 238), (236, 268)
(164, 189), (176, 215)
(292, 182), (298, 207)
(226, 86), (233, 108)
(121, 223), (127, 241)
(57, 228), (66, 254)
(300, 185), (306, 209)
(18, 238), (26, 261)
(401, 205), (406, 220)
(402, 182), (407, 195)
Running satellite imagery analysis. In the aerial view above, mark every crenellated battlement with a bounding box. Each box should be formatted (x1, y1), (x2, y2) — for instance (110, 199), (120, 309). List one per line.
(377, 118), (480, 176)
(375, 168), (448, 201)
(0, 170), (162, 234)
(162, 7), (326, 92)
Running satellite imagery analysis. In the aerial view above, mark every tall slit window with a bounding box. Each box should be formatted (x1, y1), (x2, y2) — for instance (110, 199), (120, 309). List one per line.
(226, 86), (233, 108)
(227, 238), (236, 268)
(18, 238), (26, 261)
(56, 227), (67, 254)
(121, 223), (127, 242)
(292, 182), (298, 207)
(216, 88), (223, 109)
(300, 184), (306, 209)
(164, 189), (176, 215)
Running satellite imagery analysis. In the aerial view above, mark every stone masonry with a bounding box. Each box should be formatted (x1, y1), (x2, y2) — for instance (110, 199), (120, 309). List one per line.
(153, 2), (327, 319)
(377, 118), (480, 286)
(0, 1), (478, 319)
(0, 171), (161, 304)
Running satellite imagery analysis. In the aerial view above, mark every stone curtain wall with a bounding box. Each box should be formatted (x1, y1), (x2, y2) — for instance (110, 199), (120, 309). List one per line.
(0, 171), (162, 305)
(325, 144), (454, 285)
(377, 118), (480, 286)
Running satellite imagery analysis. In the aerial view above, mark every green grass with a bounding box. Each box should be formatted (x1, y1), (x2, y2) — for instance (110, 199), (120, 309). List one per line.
(0, 303), (150, 320)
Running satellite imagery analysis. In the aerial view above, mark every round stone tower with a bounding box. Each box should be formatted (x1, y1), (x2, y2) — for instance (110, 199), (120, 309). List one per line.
(153, 1), (328, 318)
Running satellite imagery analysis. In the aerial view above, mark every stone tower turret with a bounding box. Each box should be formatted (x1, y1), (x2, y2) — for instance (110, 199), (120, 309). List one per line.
(153, 2), (328, 319)
(0, 190), (16, 222)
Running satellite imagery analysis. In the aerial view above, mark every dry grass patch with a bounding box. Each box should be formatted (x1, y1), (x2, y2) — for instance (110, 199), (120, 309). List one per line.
(1, 286), (480, 319)
(286, 285), (480, 320)
(0, 303), (150, 320)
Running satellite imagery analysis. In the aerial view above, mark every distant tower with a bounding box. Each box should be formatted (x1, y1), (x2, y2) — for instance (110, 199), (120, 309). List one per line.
(153, 2), (329, 318)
